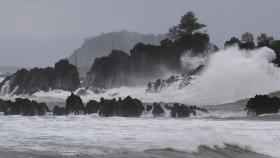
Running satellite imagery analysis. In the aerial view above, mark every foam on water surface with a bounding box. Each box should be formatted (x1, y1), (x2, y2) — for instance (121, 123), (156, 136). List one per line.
(0, 116), (279, 157)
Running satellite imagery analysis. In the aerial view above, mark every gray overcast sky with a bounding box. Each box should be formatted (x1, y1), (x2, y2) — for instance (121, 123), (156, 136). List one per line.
(0, 0), (279, 67)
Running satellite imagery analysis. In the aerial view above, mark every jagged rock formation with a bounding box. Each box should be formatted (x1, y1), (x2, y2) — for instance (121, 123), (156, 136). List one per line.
(85, 100), (100, 114)
(65, 93), (85, 114)
(0, 60), (80, 95)
(152, 103), (165, 117)
(170, 103), (207, 118)
(0, 98), (50, 116)
(68, 31), (165, 69)
(146, 65), (204, 92)
(52, 105), (66, 116)
(55, 95), (145, 117)
(97, 96), (144, 117)
(245, 95), (280, 116)
(85, 50), (133, 89)
(85, 98), (207, 118)
(85, 33), (216, 89)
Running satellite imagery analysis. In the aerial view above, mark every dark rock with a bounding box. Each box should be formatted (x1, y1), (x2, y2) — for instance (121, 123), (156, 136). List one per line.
(170, 103), (207, 118)
(164, 104), (172, 110)
(0, 59), (80, 95)
(118, 96), (144, 117)
(85, 100), (100, 114)
(152, 103), (165, 117)
(85, 50), (132, 89)
(85, 33), (215, 89)
(52, 105), (66, 116)
(65, 93), (85, 114)
(0, 99), (10, 112)
(146, 105), (152, 111)
(3, 98), (50, 116)
(98, 96), (144, 117)
(98, 98), (118, 117)
(245, 95), (280, 116)
(52, 60), (81, 91)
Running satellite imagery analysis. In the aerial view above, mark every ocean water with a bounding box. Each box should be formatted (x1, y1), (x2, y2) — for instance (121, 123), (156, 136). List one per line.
(0, 47), (280, 157)
(0, 115), (279, 158)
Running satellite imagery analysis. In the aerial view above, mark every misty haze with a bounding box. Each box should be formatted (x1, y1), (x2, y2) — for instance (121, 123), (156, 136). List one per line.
(0, 1), (280, 158)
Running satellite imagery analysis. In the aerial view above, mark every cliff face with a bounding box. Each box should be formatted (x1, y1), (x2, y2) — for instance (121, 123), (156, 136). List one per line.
(68, 31), (166, 69)
(85, 33), (217, 89)
(0, 60), (80, 95)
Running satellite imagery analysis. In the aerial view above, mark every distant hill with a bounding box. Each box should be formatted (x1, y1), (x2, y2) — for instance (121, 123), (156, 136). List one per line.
(0, 66), (21, 74)
(68, 31), (166, 69)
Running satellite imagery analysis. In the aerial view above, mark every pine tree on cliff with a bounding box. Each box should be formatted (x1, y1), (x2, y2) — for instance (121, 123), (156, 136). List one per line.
(167, 11), (206, 40)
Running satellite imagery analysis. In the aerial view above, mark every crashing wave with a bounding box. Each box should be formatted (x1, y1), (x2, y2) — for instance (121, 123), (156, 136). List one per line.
(146, 65), (204, 92)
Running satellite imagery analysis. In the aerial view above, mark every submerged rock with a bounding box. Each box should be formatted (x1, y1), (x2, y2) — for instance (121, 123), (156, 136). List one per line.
(245, 95), (280, 116)
(3, 98), (50, 116)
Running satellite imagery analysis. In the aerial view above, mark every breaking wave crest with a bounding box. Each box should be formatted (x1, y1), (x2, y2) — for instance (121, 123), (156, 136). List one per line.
(0, 116), (278, 157)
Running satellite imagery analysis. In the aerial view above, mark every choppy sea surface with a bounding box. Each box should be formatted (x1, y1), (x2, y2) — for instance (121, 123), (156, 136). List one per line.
(0, 113), (279, 158)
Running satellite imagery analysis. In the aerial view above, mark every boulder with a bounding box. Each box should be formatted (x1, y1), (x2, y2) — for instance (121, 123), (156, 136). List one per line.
(4, 98), (50, 116)
(52, 60), (80, 91)
(85, 100), (100, 114)
(245, 95), (280, 116)
(118, 96), (144, 117)
(171, 103), (192, 118)
(52, 105), (67, 116)
(0, 99), (10, 112)
(98, 98), (118, 117)
(98, 96), (144, 117)
(65, 93), (85, 114)
(152, 103), (165, 117)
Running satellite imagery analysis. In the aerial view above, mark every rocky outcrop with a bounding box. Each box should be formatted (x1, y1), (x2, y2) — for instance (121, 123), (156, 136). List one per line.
(98, 96), (144, 117)
(171, 103), (207, 118)
(52, 106), (66, 116)
(0, 98), (50, 116)
(245, 95), (280, 116)
(65, 93), (85, 114)
(85, 50), (133, 89)
(152, 103), (165, 117)
(147, 65), (204, 92)
(0, 99), (11, 112)
(55, 94), (145, 117)
(85, 33), (216, 89)
(0, 59), (80, 95)
(85, 100), (100, 114)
